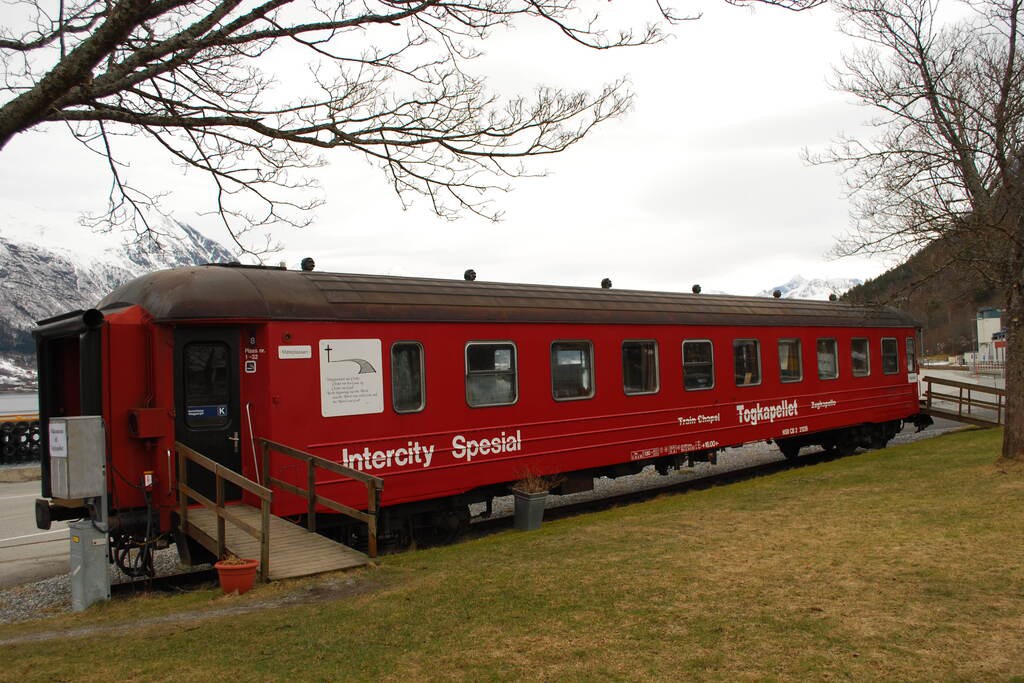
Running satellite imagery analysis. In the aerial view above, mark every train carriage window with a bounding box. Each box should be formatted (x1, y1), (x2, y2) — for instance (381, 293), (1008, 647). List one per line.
(778, 339), (802, 383)
(551, 341), (595, 400)
(623, 340), (659, 395)
(882, 338), (899, 374)
(466, 343), (518, 407)
(817, 339), (839, 380)
(183, 342), (231, 428)
(682, 340), (714, 390)
(851, 338), (871, 377)
(906, 337), (917, 373)
(391, 342), (425, 413)
(733, 339), (761, 386)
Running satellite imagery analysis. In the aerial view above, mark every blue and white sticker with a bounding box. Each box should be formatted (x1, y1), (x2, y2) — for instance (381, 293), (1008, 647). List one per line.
(187, 405), (228, 418)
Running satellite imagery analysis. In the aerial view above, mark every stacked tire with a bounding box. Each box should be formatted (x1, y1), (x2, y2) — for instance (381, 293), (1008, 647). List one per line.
(0, 420), (40, 464)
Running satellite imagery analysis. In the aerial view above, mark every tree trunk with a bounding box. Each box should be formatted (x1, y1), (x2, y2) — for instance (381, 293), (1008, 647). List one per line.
(1002, 278), (1024, 459)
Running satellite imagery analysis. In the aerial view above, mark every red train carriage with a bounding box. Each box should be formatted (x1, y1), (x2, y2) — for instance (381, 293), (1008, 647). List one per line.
(33, 264), (929, 559)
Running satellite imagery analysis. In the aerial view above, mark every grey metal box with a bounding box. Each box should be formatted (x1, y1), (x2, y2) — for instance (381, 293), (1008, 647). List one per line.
(49, 416), (106, 499)
(68, 519), (110, 611)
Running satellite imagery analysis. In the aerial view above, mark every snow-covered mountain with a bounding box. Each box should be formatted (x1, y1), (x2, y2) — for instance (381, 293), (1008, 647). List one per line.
(0, 208), (236, 390)
(756, 275), (862, 300)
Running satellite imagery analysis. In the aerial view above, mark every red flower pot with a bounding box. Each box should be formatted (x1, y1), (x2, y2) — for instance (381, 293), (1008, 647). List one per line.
(214, 558), (259, 594)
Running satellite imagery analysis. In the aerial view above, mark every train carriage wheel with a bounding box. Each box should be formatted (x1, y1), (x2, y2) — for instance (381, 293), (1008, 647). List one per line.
(778, 441), (801, 460)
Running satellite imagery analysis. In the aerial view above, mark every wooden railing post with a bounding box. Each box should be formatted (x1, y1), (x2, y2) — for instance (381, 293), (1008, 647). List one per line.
(366, 481), (380, 559)
(260, 498), (271, 582)
(216, 471), (226, 560)
(178, 447), (188, 533)
(307, 458), (317, 531)
(261, 440), (270, 487)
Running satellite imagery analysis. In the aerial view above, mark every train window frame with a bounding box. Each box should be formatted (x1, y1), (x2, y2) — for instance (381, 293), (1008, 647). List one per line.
(906, 337), (917, 373)
(851, 337), (871, 377)
(778, 338), (802, 383)
(390, 341), (425, 414)
(817, 338), (839, 380)
(622, 340), (659, 396)
(733, 338), (762, 387)
(551, 340), (596, 401)
(465, 341), (519, 408)
(682, 339), (715, 391)
(182, 341), (231, 430)
(881, 337), (900, 374)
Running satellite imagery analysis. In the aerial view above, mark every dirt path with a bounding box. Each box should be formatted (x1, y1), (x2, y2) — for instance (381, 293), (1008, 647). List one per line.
(0, 574), (381, 647)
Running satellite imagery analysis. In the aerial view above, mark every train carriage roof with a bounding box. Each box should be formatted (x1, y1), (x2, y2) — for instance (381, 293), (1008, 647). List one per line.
(97, 265), (918, 328)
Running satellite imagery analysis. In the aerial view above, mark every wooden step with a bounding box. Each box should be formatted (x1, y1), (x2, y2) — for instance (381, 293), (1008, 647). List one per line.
(186, 506), (370, 580)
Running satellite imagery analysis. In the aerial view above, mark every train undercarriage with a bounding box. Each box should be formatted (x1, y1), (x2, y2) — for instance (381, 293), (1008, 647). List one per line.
(288, 416), (934, 554)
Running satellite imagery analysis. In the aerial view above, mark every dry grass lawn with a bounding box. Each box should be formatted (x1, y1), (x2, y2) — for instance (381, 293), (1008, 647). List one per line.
(3, 427), (1023, 681)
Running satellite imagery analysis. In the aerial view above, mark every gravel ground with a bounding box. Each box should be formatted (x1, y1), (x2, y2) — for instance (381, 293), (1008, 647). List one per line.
(0, 419), (964, 625)
(0, 547), (208, 625)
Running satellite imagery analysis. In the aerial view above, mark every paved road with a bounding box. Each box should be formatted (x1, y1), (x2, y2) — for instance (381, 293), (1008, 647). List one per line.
(0, 481), (68, 589)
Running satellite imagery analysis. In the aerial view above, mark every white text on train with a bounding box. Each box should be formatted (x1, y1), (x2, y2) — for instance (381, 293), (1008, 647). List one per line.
(735, 400), (799, 426)
(341, 441), (435, 471)
(452, 430), (523, 462)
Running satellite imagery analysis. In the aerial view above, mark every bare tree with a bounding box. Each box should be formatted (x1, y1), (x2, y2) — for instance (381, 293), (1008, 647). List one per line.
(0, 0), (820, 255)
(815, 0), (1024, 459)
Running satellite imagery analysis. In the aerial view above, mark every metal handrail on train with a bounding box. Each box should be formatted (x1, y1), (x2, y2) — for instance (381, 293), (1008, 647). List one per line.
(260, 438), (384, 558)
(176, 442), (273, 582)
(921, 375), (1006, 425)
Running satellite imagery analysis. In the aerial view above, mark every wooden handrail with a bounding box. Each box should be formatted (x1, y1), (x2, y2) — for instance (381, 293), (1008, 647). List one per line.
(177, 444), (273, 500)
(176, 441), (272, 581)
(260, 438), (384, 558)
(921, 375), (1005, 426)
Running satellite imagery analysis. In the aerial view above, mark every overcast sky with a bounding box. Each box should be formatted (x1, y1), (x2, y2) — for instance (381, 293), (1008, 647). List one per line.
(0, 0), (897, 296)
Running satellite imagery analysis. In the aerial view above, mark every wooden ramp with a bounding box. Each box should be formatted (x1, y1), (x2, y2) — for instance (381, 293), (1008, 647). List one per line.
(187, 506), (371, 580)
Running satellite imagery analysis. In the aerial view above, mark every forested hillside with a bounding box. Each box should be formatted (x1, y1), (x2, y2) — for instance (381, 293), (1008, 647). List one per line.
(843, 242), (1003, 356)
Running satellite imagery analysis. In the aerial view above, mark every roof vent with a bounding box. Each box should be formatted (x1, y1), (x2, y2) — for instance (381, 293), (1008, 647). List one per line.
(464, 269), (477, 281)
(301, 257), (315, 272)
(692, 284), (701, 294)
(773, 290), (782, 299)
(601, 278), (612, 289)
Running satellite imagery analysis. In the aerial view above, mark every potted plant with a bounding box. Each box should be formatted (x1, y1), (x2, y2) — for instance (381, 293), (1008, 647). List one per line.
(511, 471), (562, 531)
(214, 554), (260, 594)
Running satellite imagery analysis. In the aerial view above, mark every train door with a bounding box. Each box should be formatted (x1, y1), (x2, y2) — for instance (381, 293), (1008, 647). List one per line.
(174, 328), (242, 501)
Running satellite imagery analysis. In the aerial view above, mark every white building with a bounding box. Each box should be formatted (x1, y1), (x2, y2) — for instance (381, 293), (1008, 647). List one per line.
(976, 308), (1006, 362)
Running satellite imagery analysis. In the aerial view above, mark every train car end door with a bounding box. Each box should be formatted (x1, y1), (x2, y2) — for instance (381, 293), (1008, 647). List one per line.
(174, 328), (243, 501)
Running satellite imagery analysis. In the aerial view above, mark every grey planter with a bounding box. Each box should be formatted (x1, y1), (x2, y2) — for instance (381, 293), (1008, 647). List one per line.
(513, 490), (547, 531)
